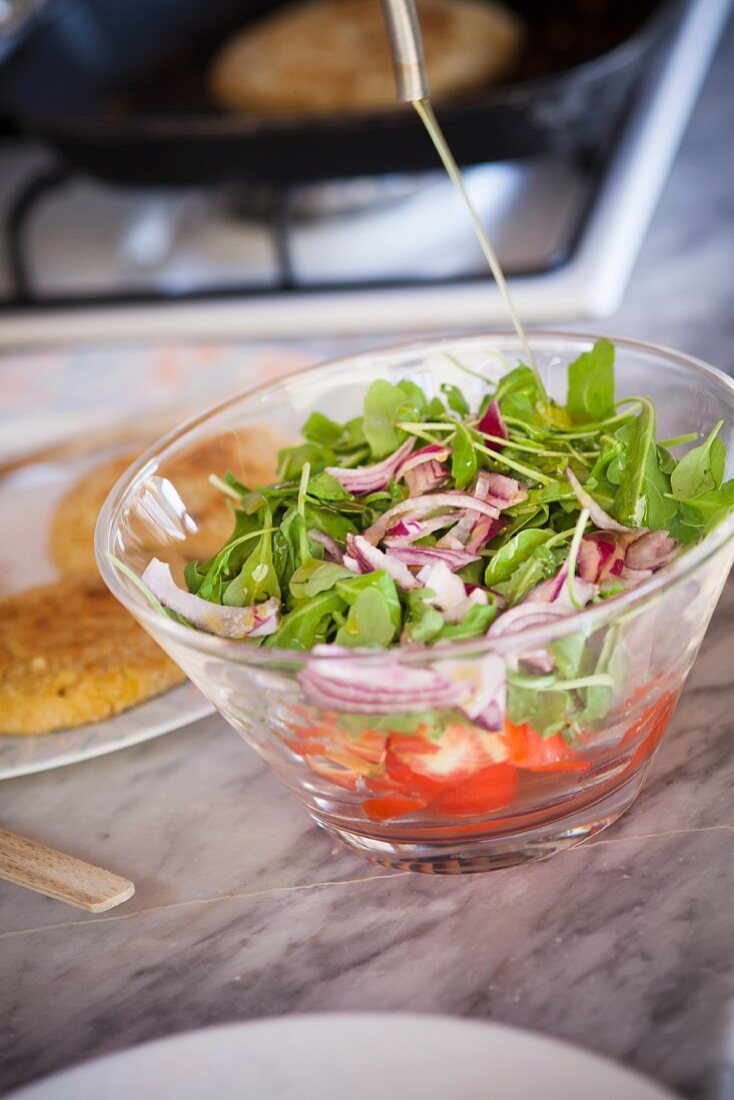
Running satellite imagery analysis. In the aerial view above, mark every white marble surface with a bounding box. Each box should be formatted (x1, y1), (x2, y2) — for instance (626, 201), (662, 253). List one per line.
(2, 18), (734, 1100)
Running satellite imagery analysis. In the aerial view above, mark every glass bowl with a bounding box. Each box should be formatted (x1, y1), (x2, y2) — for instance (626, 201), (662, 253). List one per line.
(96, 333), (734, 874)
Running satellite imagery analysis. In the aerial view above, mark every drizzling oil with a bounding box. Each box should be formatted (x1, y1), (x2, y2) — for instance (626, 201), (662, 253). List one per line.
(413, 97), (538, 376)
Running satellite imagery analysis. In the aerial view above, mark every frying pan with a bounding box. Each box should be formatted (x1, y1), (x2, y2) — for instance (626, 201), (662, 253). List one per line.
(0, 0), (680, 186)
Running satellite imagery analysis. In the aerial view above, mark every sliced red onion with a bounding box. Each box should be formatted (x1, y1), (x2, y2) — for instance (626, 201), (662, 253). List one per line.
(474, 470), (521, 502)
(343, 534), (419, 590)
(488, 602), (571, 639)
(363, 492), (500, 545)
(396, 443), (451, 477)
(530, 565), (596, 611)
(617, 567), (655, 591)
(388, 544), (480, 573)
(581, 533), (627, 583)
(566, 467), (630, 534)
(437, 512), (476, 550)
(436, 653), (506, 728)
(325, 437), (414, 495)
(142, 558), (280, 639)
(404, 459), (448, 496)
(477, 400), (509, 451)
(299, 647), (469, 714)
(384, 515), (459, 545)
(308, 529), (344, 564)
(465, 515), (506, 555)
(625, 530), (677, 571)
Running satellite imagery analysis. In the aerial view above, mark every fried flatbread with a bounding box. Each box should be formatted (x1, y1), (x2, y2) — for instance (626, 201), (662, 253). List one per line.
(0, 579), (186, 735)
(209, 0), (523, 116)
(50, 427), (281, 579)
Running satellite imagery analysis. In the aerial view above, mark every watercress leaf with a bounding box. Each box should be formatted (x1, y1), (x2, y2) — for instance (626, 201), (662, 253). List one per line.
(437, 602), (497, 642)
(484, 528), (553, 586)
(338, 416), (367, 450)
(507, 684), (570, 737)
(396, 379), (427, 416)
(278, 442), (335, 480)
(613, 399), (655, 526)
(184, 560), (206, 595)
(401, 589), (444, 644)
(549, 632), (586, 680)
(671, 422), (725, 500)
(440, 383), (470, 417)
(451, 422), (478, 490)
(335, 571), (402, 634)
(265, 591), (346, 651)
(335, 585), (398, 648)
(290, 559), (354, 600)
(362, 380), (409, 458)
(566, 339), (615, 423)
(305, 503), (357, 542)
(301, 411), (343, 446)
(307, 472), (350, 502)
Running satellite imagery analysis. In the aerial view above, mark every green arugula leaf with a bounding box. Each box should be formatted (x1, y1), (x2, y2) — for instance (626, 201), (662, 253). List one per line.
(362, 380), (411, 458)
(451, 422), (478, 490)
(302, 411), (343, 446)
(671, 421), (725, 500)
(222, 506), (280, 607)
(566, 339), (615, 423)
(676, 480), (734, 537)
(492, 544), (559, 606)
(440, 383), (470, 417)
(484, 528), (553, 586)
(613, 399), (655, 526)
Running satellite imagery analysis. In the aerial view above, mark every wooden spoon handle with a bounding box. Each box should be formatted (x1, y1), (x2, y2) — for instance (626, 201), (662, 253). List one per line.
(0, 829), (135, 913)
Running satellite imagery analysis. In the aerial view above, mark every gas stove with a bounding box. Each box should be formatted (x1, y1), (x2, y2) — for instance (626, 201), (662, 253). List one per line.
(0, 0), (729, 346)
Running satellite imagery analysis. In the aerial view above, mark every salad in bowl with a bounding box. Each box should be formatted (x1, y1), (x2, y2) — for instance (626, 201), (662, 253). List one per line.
(98, 334), (734, 873)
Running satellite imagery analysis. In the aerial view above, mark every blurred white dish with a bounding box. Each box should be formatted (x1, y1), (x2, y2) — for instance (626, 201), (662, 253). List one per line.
(6, 1014), (678, 1099)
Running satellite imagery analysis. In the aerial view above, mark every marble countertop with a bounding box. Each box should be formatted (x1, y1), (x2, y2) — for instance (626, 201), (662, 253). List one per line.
(2, 17), (734, 1100)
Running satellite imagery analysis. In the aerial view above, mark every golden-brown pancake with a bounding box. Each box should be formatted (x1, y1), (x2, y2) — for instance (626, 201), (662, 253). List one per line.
(0, 579), (186, 735)
(50, 426), (281, 579)
(209, 0), (523, 116)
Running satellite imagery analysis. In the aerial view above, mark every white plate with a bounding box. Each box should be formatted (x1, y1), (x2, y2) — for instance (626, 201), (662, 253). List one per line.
(6, 1014), (678, 1100)
(0, 456), (213, 780)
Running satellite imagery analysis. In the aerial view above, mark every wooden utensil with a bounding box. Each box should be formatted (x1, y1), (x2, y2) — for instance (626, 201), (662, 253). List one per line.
(0, 829), (135, 912)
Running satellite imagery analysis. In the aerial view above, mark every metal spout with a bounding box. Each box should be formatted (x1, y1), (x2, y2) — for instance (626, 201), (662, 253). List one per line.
(380, 0), (430, 103)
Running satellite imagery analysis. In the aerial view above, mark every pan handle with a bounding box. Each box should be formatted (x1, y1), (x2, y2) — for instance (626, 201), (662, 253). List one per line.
(380, 0), (430, 103)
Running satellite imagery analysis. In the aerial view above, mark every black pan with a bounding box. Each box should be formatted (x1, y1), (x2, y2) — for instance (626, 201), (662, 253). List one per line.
(0, 0), (680, 186)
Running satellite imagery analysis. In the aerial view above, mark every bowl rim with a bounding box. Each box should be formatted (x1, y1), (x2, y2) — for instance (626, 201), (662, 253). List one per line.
(96, 329), (734, 665)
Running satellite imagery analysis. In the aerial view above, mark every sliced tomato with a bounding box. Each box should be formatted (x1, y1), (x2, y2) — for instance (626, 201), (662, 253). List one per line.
(334, 729), (387, 765)
(389, 725), (506, 782)
(504, 721), (590, 773)
(428, 763), (518, 817)
(621, 690), (680, 772)
(362, 794), (428, 822)
(303, 755), (360, 792)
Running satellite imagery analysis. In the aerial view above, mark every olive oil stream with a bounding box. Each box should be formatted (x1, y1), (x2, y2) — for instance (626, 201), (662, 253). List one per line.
(413, 98), (538, 376)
